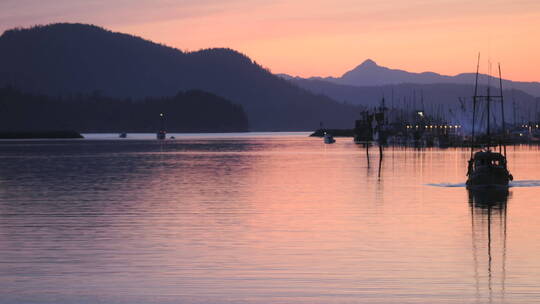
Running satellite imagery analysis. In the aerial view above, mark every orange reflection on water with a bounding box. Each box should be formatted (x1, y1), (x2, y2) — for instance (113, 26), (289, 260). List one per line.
(1, 137), (540, 303)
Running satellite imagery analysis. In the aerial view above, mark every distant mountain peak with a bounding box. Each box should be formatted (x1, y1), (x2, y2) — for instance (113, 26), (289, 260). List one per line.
(359, 59), (377, 67)
(339, 59), (384, 82)
(327, 57), (540, 96)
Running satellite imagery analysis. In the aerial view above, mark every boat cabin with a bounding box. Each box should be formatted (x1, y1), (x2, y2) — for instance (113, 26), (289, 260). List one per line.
(470, 150), (507, 168)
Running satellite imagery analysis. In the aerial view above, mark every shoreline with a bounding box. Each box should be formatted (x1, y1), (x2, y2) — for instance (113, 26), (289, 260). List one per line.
(0, 131), (84, 139)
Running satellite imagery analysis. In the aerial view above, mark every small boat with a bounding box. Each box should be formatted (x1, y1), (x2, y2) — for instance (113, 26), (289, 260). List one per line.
(157, 113), (166, 140)
(119, 132), (127, 138)
(466, 55), (513, 189)
(157, 130), (166, 140)
(323, 132), (335, 144)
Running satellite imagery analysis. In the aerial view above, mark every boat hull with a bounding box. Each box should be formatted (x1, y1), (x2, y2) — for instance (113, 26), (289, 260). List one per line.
(466, 167), (511, 189)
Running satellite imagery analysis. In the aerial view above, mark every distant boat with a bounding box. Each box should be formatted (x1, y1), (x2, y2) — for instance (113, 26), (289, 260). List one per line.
(157, 113), (166, 140)
(466, 55), (513, 189)
(119, 132), (127, 138)
(323, 132), (336, 144)
(157, 131), (166, 140)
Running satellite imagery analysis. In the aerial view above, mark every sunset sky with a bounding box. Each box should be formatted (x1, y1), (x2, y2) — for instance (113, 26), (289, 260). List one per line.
(1, 0), (539, 81)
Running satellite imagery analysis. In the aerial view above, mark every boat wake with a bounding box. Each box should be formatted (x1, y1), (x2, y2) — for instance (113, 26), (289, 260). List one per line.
(427, 180), (540, 188)
(508, 180), (540, 187)
(426, 182), (467, 188)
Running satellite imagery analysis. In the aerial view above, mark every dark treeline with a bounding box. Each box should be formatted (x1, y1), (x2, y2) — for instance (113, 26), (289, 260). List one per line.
(0, 87), (249, 132)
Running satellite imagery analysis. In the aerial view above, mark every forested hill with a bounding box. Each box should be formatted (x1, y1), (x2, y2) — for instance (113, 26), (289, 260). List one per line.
(0, 23), (361, 131)
(0, 87), (249, 133)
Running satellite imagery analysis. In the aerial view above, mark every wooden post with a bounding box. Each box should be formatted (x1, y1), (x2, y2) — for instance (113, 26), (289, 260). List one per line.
(366, 143), (370, 167)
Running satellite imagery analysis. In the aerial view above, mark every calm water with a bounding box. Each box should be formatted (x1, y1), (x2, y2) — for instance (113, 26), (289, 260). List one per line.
(1, 133), (540, 304)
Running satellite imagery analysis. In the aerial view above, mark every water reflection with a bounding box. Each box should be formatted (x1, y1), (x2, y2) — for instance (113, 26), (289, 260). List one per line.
(468, 188), (510, 303)
(2, 137), (540, 304)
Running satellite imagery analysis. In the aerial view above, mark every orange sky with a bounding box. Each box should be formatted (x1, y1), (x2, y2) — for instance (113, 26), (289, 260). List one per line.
(1, 0), (539, 81)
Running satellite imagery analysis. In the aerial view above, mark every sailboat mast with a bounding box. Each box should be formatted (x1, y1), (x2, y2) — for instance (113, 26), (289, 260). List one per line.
(487, 90), (491, 140)
(487, 62), (491, 144)
(471, 53), (481, 157)
(498, 64), (507, 157)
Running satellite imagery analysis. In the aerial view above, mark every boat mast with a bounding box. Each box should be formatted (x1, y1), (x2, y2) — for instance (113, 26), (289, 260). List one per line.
(487, 61), (491, 146)
(498, 64), (507, 157)
(471, 53), (481, 157)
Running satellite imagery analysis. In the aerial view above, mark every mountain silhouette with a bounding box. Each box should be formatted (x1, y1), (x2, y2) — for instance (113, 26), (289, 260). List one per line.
(339, 59), (451, 87)
(293, 59), (540, 97)
(0, 23), (361, 131)
(285, 76), (540, 127)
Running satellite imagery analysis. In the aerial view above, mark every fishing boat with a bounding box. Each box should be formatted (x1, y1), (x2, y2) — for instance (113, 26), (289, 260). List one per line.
(467, 150), (512, 188)
(323, 132), (336, 144)
(466, 55), (513, 189)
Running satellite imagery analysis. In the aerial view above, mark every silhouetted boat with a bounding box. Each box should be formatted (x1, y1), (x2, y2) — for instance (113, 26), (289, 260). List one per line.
(119, 132), (127, 138)
(157, 113), (166, 140)
(466, 55), (513, 189)
(353, 111), (373, 144)
(323, 132), (335, 144)
(467, 150), (513, 189)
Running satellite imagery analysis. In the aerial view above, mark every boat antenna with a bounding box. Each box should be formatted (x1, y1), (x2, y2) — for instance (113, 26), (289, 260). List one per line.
(471, 52), (480, 157)
(498, 63), (507, 157)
